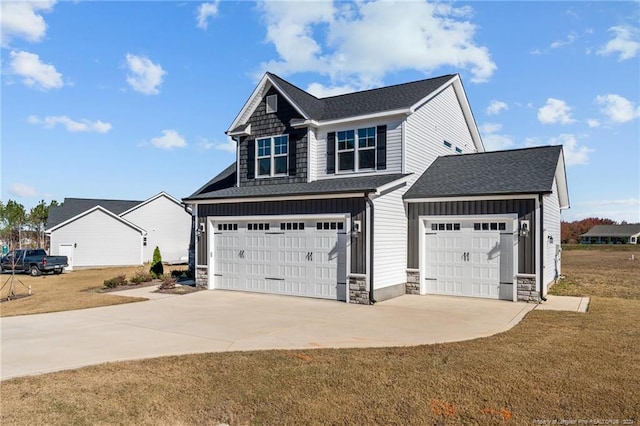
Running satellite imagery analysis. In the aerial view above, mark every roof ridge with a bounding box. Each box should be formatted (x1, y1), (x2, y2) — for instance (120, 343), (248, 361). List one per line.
(317, 74), (456, 101)
(441, 145), (562, 158)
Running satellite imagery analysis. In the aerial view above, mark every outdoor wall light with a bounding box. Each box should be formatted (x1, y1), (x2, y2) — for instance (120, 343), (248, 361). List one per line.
(519, 220), (530, 237)
(548, 235), (554, 244)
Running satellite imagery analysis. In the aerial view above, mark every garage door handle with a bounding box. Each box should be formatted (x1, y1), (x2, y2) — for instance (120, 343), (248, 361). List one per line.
(306, 252), (313, 261)
(239, 250), (245, 259)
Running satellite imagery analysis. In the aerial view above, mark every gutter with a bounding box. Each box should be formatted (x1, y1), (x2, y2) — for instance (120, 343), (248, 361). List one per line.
(539, 194), (547, 302)
(365, 193), (376, 304)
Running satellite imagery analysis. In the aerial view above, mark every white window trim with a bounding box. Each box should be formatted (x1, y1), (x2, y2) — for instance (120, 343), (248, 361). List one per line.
(256, 134), (288, 178)
(336, 127), (377, 173)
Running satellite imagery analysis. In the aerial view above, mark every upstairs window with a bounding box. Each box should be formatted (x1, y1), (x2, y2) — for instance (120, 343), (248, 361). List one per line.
(327, 125), (386, 174)
(257, 135), (288, 177)
(336, 127), (376, 172)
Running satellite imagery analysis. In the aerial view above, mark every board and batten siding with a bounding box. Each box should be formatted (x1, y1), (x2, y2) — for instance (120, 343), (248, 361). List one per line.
(50, 209), (142, 267)
(543, 178), (562, 287)
(372, 184), (408, 290)
(196, 198), (367, 274)
(121, 195), (191, 263)
(404, 84), (476, 186)
(315, 118), (403, 179)
(407, 199), (537, 274)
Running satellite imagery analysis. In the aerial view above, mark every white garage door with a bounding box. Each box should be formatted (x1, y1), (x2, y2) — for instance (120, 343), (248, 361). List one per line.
(212, 219), (347, 300)
(424, 220), (513, 299)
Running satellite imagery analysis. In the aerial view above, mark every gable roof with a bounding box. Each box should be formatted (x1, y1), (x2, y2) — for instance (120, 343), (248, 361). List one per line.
(47, 198), (142, 229)
(120, 191), (189, 217)
(581, 224), (640, 238)
(229, 72), (461, 125)
(46, 205), (147, 234)
(184, 171), (408, 202)
(404, 146), (569, 206)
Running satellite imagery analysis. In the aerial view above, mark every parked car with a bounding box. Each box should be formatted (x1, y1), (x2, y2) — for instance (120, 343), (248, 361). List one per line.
(0, 249), (68, 276)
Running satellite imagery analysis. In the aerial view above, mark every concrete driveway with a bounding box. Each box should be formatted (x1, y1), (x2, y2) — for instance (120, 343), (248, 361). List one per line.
(1, 289), (536, 381)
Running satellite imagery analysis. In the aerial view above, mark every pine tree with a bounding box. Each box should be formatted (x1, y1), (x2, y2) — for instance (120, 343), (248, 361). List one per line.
(150, 246), (164, 278)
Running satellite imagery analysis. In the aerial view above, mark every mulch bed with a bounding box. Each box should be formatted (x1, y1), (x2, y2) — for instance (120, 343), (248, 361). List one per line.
(0, 293), (33, 303)
(97, 280), (203, 296)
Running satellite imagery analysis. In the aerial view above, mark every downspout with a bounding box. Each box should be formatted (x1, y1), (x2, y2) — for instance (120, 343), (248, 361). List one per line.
(538, 194), (547, 302)
(365, 193), (376, 304)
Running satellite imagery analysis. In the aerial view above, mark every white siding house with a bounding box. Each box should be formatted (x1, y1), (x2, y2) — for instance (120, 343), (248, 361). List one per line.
(47, 192), (191, 269)
(185, 72), (569, 305)
(120, 192), (191, 263)
(49, 207), (144, 268)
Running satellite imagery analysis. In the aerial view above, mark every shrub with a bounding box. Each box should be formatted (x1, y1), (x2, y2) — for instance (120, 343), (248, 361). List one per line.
(170, 269), (184, 278)
(130, 269), (154, 284)
(158, 274), (176, 290)
(103, 274), (127, 289)
(150, 246), (164, 278)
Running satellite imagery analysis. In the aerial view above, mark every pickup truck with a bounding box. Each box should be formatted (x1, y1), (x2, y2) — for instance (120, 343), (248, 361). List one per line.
(0, 249), (68, 276)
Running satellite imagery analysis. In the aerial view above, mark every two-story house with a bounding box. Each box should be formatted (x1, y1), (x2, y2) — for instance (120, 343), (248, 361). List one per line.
(184, 73), (569, 305)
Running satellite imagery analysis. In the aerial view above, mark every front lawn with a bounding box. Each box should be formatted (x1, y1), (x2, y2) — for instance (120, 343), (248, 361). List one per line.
(0, 266), (148, 317)
(1, 248), (638, 425)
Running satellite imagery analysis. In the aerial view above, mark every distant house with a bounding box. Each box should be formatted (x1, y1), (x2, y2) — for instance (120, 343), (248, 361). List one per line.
(580, 224), (640, 244)
(46, 192), (191, 269)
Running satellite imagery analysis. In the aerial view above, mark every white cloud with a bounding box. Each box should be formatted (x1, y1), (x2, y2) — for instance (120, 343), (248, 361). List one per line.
(8, 183), (38, 198)
(0, 0), (56, 46)
(486, 100), (508, 115)
(478, 122), (513, 151)
(196, 2), (219, 30)
(597, 25), (640, 61)
(306, 82), (356, 98)
(151, 130), (187, 150)
(9, 50), (63, 90)
(595, 94), (640, 123)
(213, 137), (236, 153)
(587, 119), (600, 128)
(257, 0), (496, 89)
(537, 98), (575, 124)
(27, 115), (112, 133)
(549, 134), (593, 166)
(550, 32), (577, 49)
(125, 53), (166, 95)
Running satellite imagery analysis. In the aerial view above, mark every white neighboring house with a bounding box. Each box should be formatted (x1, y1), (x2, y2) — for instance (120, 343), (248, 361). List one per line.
(46, 192), (191, 269)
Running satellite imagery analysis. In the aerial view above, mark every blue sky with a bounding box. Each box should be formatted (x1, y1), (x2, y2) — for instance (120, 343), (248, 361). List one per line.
(1, 1), (639, 223)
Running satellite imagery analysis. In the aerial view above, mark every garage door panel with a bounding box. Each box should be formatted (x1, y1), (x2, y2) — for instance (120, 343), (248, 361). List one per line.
(213, 219), (345, 300)
(425, 221), (509, 300)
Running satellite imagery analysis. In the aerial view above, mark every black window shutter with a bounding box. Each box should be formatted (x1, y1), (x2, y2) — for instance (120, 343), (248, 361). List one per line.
(327, 132), (335, 174)
(246, 139), (255, 179)
(288, 137), (297, 176)
(376, 125), (387, 170)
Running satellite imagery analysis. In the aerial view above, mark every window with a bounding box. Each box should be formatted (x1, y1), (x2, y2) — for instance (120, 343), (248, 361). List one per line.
(280, 222), (305, 231)
(443, 140), (452, 148)
(217, 223), (238, 231)
(473, 222), (507, 232)
(257, 135), (288, 177)
(431, 223), (461, 231)
(337, 130), (355, 171)
(248, 223), (270, 231)
(266, 94), (277, 113)
(455, 147), (463, 154)
(336, 127), (375, 172)
(316, 221), (344, 231)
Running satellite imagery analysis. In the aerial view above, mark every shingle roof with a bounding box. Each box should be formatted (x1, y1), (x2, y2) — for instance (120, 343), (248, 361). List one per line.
(581, 224), (640, 238)
(46, 198), (142, 229)
(186, 162), (237, 199)
(404, 146), (563, 199)
(184, 172), (408, 201)
(268, 72), (455, 121)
